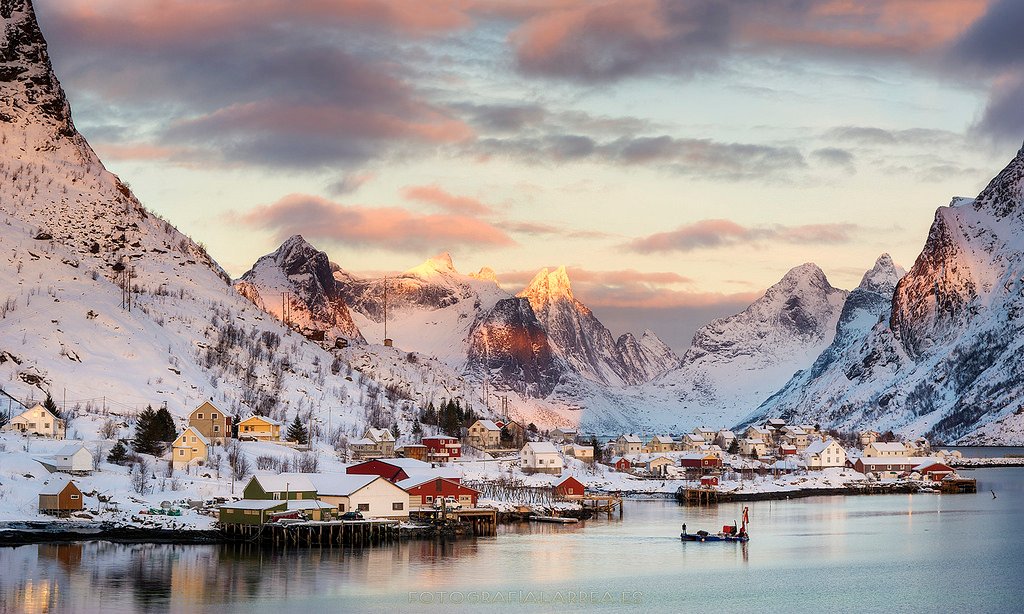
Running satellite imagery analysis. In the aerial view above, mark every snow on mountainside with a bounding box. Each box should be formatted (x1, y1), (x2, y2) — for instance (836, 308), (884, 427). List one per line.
(235, 235), (364, 344)
(630, 263), (848, 429)
(0, 1), (408, 437)
(517, 267), (679, 385)
(749, 147), (1024, 444)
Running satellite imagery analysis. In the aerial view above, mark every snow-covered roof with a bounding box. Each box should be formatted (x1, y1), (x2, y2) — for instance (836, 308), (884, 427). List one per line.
(717, 430), (735, 437)
(523, 441), (559, 454)
(804, 439), (840, 456)
(651, 435), (675, 444)
(685, 434), (705, 443)
(868, 442), (906, 452)
(857, 456), (922, 467)
(397, 475), (476, 491)
(54, 443), (88, 456)
(474, 420), (500, 431)
(220, 499), (286, 511)
(783, 426), (807, 436)
(618, 434), (642, 443)
(365, 427), (394, 441)
(248, 473), (316, 493)
(239, 415), (281, 426)
(176, 426), (210, 446)
(302, 473), (378, 496)
(372, 458), (432, 469)
(38, 476), (76, 496)
(743, 438), (766, 445)
(287, 500), (336, 511)
(350, 438), (376, 446)
(747, 426), (772, 435)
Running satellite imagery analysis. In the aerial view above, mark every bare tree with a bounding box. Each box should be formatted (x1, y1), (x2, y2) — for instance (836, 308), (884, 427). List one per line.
(99, 418), (119, 440)
(131, 458), (152, 495)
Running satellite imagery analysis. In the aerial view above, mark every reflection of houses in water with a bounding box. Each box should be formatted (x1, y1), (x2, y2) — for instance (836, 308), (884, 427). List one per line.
(7, 578), (59, 614)
(170, 546), (220, 605)
(38, 543), (83, 567)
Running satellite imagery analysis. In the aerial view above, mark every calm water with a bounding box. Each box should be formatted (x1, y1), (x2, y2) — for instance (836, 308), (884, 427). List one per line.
(3, 466), (1023, 613)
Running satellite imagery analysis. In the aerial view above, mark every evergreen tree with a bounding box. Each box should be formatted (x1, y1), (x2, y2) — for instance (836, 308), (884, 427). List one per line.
(728, 439), (739, 455)
(133, 405), (164, 456)
(589, 435), (602, 463)
(286, 414), (309, 445)
(0, 408), (9, 429)
(411, 419), (422, 438)
(43, 393), (61, 419)
(390, 422), (400, 439)
(421, 402), (437, 426)
(154, 406), (177, 443)
(107, 441), (129, 465)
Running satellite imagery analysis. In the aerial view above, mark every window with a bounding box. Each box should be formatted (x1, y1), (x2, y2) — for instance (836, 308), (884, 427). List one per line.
(213, 426), (220, 433)
(357, 503), (370, 512)
(70, 494), (80, 500)
(179, 450), (185, 456)
(296, 493), (303, 500)
(44, 423), (51, 429)
(273, 493), (280, 500)
(197, 413), (204, 420)
(212, 413), (218, 419)
(425, 496), (433, 503)
(191, 436), (196, 443)
(393, 502), (404, 511)
(339, 504), (346, 511)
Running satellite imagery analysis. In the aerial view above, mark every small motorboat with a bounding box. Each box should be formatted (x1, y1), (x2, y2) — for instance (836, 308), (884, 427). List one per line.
(681, 507), (750, 543)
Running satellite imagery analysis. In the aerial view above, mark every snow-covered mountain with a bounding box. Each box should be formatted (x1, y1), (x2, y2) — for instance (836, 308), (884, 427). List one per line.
(631, 263), (849, 429)
(517, 267), (680, 385)
(235, 235), (364, 344)
(748, 148), (1024, 444)
(0, 1), (409, 437)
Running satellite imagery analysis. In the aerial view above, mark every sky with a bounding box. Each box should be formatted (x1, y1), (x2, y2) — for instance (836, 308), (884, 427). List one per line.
(33, 0), (1024, 350)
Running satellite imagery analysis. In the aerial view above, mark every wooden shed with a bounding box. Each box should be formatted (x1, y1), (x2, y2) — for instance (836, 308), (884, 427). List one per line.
(554, 475), (586, 498)
(39, 478), (83, 516)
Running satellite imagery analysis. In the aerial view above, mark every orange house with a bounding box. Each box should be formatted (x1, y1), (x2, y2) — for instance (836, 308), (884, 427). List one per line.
(237, 415), (281, 441)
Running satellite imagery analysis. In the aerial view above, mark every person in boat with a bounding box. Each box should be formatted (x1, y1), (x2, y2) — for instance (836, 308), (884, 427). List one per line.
(682, 523), (687, 534)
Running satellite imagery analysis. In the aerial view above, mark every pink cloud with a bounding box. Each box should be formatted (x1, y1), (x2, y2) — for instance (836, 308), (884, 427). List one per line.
(237, 194), (516, 252)
(626, 219), (860, 253)
(402, 184), (494, 215)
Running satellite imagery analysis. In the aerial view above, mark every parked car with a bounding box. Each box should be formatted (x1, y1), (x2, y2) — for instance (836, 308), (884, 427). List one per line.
(340, 511), (364, 520)
(433, 496), (462, 510)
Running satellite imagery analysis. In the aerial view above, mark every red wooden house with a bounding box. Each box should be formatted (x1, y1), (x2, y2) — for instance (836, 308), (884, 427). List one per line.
(700, 475), (719, 487)
(422, 435), (462, 462)
(346, 458), (460, 483)
(612, 457), (632, 472)
(678, 453), (722, 470)
(399, 477), (478, 508)
(554, 475), (586, 498)
(915, 461), (955, 481)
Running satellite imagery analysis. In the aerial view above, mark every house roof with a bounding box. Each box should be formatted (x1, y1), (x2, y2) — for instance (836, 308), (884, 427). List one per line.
(287, 500), (336, 511)
(191, 401), (234, 417)
(805, 439), (840, 456)
(220, 499), (287, 511)
(350, 438), (376, 446)
(474, 420), (500, 431)
(619, 434), (642, 443)
(857, 456), (922, 467)
(523, 441), (559, 454)
(869, 442), (906, 452)
(248, 473), (316, 493)
(651, 435), (675, 444)
(685, 434), (705, 442)
(610, 456), (629, 464)
(556, 475), (585, 487)
(54, 443), (89, 456)
(717, 430), (735, 438)
(747, 426), (772, 435)
(300, 473), (381, 497)
(239, 415), (281, 426)
(373, 458), (433, 469)
(38, 476), (76, 496)
(365, 427), (394, 441)
(177, 426), (210, 446)
(397, 475), (478, 492)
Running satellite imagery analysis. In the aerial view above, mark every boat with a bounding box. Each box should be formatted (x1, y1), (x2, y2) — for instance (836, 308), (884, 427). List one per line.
(680, 506), (750, 542)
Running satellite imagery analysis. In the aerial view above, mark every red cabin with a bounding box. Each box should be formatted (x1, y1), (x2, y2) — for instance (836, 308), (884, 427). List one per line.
(347, 458), (460, 483)
(915, 462), (955, 481)
(399, 477), (479, 508)
(613, 457), (632, 472)
(679, 453), (722, 469)
(422, 436), (462, 462)
(554, 475), (586, 498)
(700, 475), (719, 487)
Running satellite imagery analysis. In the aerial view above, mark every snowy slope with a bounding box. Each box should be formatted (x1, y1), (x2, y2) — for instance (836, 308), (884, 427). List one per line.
(747, 148), (1024, 444)
(0, 0), (410, 439)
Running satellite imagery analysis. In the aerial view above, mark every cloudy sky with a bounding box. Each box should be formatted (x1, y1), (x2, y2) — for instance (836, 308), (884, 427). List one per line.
(35, 0), (1024, 349)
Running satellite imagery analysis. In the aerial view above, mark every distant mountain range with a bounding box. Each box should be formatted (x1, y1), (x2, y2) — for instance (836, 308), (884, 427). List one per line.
(2, 0), (1022, 443)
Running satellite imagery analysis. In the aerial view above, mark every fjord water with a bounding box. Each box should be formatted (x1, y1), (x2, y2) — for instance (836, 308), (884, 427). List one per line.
(3, 465), (1022, 614)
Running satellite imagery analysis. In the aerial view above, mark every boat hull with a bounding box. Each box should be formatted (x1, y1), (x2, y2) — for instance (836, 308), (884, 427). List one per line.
(680, 533), (749, 543)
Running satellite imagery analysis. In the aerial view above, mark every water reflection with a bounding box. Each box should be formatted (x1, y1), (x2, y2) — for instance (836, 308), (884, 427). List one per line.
(1, 466), (1023, 613)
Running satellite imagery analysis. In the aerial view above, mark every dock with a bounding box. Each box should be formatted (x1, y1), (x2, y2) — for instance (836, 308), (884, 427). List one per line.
(940, 478), (977, 494)
(220, 519), (399, 547)
(407, 507), (498, 536)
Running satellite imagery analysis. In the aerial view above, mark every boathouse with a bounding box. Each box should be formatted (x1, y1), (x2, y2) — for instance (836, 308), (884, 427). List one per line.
(243, 474), (317, 500)
(38, 477), (83, 516)
(399, 476), (479, 509)
(554, 475), (586, 498)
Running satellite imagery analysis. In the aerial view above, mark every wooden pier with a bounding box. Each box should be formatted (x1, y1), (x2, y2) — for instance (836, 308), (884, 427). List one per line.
(221, 519), (399, 548)
(678, 487), (723, 505)
(407, 508), (499, 536)
(940, 478), (977, 494)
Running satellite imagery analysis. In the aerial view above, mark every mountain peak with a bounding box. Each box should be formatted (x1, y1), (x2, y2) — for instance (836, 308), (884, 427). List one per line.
(972, 145), (1024, 219)
(407, 251), (457, 276)
(519, 266), (574, 303)
(470, 267), (498, 283)
(857, 253), (904, 296)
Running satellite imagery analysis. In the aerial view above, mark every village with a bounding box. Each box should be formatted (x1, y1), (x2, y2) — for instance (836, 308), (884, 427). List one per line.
(1, 389), (992, 547)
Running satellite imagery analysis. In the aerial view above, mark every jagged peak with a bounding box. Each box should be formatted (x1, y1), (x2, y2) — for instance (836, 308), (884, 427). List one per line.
(857, 253), (904, 296)
(518, 265), (574, 303)
(274, 234), (317, 258)
(470, 267), (497, 283)
(972, 145), (1024, 218)
(406, 251), (457, 277)
(765, 262), (835, 298)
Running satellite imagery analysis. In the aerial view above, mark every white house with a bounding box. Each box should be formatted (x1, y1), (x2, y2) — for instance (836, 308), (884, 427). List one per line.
(551, 427), (578, 443)
(37, 443), (94, 474)
(467, 419), (502, 449)
(564, 443), (594, 462)
(304, 473), (409, 519)
(745, 425), (773, 444)
(716, 430), (736, 450)
(613, 434), (643, 456)
(646, 435), (676, 454)
(681, 433), (706, 451)
(3, 404), (65, 439)
(521, 441), (564, 474)
(739, 438), (769, 458)
(804, 438), (846, 469)
(863, 442), (906, 457)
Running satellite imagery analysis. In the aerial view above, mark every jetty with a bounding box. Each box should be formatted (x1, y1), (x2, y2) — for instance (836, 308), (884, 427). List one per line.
(530, 515), (578, 524)
(221, 519), (400, 547)
(407, 507), (498, 536)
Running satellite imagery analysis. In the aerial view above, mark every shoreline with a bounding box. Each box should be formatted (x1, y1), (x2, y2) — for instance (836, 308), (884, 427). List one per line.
(0, 522), (224, 546)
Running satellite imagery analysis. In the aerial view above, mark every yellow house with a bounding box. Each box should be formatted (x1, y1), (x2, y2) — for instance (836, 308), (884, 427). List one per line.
(237, 415), (281, 441)
(187, 400), (233, 445)
(172, 426), (209, 470)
